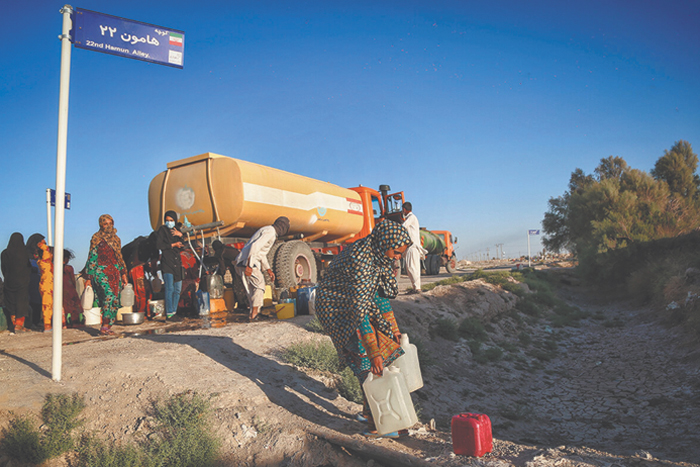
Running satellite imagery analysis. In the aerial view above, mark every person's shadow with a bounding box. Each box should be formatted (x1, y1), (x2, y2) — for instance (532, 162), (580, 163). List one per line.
(137, 333), (357, 433)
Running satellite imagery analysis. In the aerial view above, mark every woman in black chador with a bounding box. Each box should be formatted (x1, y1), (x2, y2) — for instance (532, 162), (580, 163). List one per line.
(1, 233), (32, 333)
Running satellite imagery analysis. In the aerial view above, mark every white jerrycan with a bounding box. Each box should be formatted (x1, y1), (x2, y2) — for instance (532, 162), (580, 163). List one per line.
(120, 283), (135, 308)
(362, 366), (418, 435)
(390, 333), (423, 392)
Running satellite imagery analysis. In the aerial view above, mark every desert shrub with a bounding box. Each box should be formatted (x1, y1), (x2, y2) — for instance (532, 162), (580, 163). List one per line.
(502, 281), (526, 296)
(515, 296), (541, 316)
(412, 336), (434, 369)
(41, 393), (85, 458)
(549, 303), (588, 327)
(531, 290), (557, 308)
(432, 317), (460, 341)
(517, 331), (532, 345)
(474, 347), (503, 364)
(337, 367), (363, 403)
(422, 275), (467, 291)
(0, 414), (43, 464)
(76, 392), (221, 467)
(458, 317), (487, 341)
(0, 392), (85, 464)
(304, 317), (325, 333)
(76, 434), (147, 467)
(149, 392), (220, 467)
(281, 339), (342, 373)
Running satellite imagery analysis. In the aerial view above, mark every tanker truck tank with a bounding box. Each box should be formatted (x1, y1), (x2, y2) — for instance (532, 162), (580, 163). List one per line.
(148, 153), (365, 243)
(419, 229), (446, 255)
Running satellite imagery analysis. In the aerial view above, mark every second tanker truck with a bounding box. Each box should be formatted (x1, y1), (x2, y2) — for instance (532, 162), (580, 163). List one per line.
(419, 228), (458, 275)
(148, 152), (408, 289)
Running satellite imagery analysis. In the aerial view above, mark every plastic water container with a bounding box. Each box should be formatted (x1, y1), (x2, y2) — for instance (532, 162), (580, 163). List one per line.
(296, 286), (315, 315)
(389, 333), (423, 392)
(81, 286), (94, 311)
(308, 288), (316, 315)
(197, 290), (210, 315)
(207, 274), (224, 299)
(120, 283), (135, 308)
(362, 366), (418, 435)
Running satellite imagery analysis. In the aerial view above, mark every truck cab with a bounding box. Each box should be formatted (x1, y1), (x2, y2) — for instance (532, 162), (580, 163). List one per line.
(347, 185), (405, 241)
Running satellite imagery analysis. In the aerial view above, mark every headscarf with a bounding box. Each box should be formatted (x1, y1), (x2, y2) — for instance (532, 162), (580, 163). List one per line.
(25, 233), (45, 259)
(89, 214), (127, 271)
(316, 220), (411, 352)
(164, 210), (178, 223)
(1, 232), (31, 288)
(272, 216), (290, 237)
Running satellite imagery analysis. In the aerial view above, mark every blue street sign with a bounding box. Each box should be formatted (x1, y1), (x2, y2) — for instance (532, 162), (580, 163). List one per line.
(50, 189), (71, 210)
(528, 229), (540, 235)
(72, 8), (184, 68)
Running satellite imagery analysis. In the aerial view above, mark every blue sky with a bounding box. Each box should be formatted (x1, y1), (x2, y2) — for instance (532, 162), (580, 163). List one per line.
(1, 0), (699, 270)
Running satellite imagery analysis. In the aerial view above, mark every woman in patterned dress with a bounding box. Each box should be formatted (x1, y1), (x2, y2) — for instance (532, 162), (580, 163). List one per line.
(316, 220), (411, 437)
(83, 215), (128, 335)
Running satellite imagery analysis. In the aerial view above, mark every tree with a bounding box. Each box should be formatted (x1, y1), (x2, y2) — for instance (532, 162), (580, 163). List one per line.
(650, 140), (700, 199)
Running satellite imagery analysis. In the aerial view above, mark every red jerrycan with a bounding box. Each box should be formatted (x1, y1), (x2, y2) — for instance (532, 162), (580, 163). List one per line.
(451, 413), (493, 457)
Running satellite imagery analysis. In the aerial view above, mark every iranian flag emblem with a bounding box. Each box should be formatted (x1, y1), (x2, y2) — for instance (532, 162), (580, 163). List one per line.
(169, 33), (183, 47)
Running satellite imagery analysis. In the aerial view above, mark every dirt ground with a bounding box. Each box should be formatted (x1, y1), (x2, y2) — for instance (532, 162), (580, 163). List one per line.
(1, 268), (699, 467)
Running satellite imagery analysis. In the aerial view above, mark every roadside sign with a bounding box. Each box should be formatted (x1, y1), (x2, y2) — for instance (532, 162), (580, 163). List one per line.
(528, 230), (540, 235)
(49, 189), (71, 209)
(72, 8), (185, 68)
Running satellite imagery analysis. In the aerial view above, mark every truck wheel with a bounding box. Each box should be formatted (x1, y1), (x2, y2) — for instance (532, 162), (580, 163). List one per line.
(429, 254), (440, 275)
(274, 241), (318, 289)
(424, 255), (433, 275)
(445, 255), (457, 274)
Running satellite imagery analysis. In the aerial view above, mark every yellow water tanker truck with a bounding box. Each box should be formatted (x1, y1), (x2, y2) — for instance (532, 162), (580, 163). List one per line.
(148, 152), (406, 289)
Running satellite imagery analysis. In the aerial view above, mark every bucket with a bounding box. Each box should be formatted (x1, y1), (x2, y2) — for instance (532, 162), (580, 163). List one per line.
(362, 366), (418, 435)
(84, 307), (101, 325)
(275, 302), (295, 320)
(389, 333), (423, 392)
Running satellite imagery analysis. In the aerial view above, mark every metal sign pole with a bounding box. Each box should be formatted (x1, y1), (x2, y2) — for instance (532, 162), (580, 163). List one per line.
(527, 231), (531, 268)
(52, 4), (73, 382)
(46, 189), (53, 247)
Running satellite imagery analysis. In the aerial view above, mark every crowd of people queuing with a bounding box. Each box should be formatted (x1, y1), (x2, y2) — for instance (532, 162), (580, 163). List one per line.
(1, 203), (421, 438)
(0, 215), (132, 335)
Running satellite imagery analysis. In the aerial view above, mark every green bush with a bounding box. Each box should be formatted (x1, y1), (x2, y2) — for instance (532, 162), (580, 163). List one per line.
(305, 317), (325, 333)
(422, 275), (467, 291)
(459, 317), (487, 341)
(474, 347), (503, 364)
(281, 340), (342, 373)
(515, 296), (541, 316)
(0, 392), (85, 464)
(0, 414), (43, 464)
(41, 393), (85, 458)
(76, 392), (221, 467)
(432, 317), (460, 341)
(412, 336), (434, 369)
(337, 367), (363, 404)
(76, 434), (148, 467)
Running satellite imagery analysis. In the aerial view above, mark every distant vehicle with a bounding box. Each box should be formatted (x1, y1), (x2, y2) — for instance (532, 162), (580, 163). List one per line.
(419, 229), (458, 275)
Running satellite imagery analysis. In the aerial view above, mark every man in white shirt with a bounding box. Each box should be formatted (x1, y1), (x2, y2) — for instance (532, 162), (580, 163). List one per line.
(235, 217), (290, 320)
(402, 202), (427, 293)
